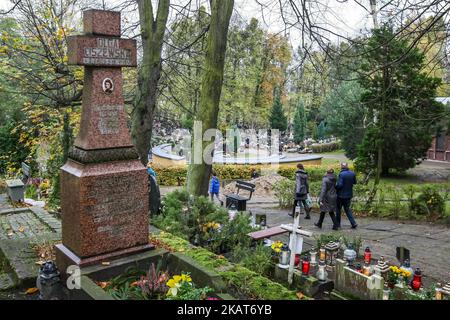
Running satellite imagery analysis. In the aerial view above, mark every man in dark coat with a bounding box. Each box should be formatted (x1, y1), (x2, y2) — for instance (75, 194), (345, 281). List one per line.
(289, 163), (311, 219)
(336, 162), (357, 228)
(314, 168), (338, 230)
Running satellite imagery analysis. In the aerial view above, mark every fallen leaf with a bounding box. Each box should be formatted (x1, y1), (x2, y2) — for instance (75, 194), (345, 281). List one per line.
(130, 281), (139, 287)
(296, 292), (304, 300)
(25, 287), (39, 294)
(101, 261), (110, 266)
(35, 260), (45, 265)
(18, 226), (25, 232)
(96, 281), (110, 289)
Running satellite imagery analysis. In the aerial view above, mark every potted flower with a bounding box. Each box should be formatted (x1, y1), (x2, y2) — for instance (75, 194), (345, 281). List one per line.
(387, 266), (400, 289)
(270, 240), (284, 263)
(387, 266), (412, 289)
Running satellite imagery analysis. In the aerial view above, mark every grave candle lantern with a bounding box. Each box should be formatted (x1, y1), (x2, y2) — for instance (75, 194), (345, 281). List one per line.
(343, 244), (357, 267)
(382, 284), (390, 300)
(295, 254), (301, 267)
(319, 246), (326, 262)
(309, 247), (318, 267)
(364, 247), (372, 264)
(363, 263), (371, 276)
(302, 256), (310, 275)
(374, 256), (390, 280)
(435, 283), (442, 300)
(324, 241), (340, 266)
(410, 268), (422, 291)
(279, 244), (290, 266)
(228, 204), (237, 220)
(400, 259), (413, 281)
(316, 261), (328, 281)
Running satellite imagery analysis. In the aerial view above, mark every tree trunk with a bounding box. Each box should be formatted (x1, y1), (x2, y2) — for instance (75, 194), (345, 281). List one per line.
(187, 0), (234, 196)
(132, 0), (170, 166)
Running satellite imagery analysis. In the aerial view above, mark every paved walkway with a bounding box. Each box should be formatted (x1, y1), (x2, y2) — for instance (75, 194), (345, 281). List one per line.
(160, 186), (450, 283)
(249, 202), (450, 284)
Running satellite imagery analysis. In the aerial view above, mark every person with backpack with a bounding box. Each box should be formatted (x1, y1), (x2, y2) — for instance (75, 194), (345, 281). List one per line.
(289, 163), (311, 219)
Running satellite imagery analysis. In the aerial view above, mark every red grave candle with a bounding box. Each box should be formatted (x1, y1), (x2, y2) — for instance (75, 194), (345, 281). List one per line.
(364, 247), (372, 264)
(411, 268), (422, 291)
(302, 258), (310, 275)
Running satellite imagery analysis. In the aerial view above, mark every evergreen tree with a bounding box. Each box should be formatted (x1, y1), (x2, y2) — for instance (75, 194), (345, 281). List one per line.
(356, 25), (443, 176)
(269, 90), (288, 132)
(317, 120), (327, 140)
(293, 100), (306, 143)
(320, 80), (366, 159)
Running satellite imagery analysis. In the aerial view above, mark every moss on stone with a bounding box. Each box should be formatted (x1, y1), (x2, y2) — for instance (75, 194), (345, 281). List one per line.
(151, 231), (305, 300)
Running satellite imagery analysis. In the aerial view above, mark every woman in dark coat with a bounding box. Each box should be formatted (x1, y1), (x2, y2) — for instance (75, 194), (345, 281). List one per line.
(315, 168), (339, 230)
(290, 163), (311, 219)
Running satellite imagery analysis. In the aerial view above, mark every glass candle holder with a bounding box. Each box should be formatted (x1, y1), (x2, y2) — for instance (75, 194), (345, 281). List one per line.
(411, 268), (422, 291)
(364, 247), (372, 264)
(319, 247), (326, 262)
(302, 256), (310, 276)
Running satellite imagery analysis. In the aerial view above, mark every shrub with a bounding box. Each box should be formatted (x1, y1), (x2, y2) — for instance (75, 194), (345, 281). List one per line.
(212, 213), (254, 254)
(410, 187), (445, 217)
(231, 244), (274, 277)
(310, 141), (341, 153)
(273, 179), (295, 208)
(154, 163), (355, 186)
(154, 189), (229, 244)
(154, 190), (255, 254)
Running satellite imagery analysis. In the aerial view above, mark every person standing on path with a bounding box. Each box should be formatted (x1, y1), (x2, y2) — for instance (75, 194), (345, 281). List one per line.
(336, 162), (358, 229)
(315, 168), (339, 230)
(289, 163), (311, 219)
(209, 171), (223, 206)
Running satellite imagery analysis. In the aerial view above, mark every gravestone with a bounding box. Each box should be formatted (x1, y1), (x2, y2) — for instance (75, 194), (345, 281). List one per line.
(396, 247), (410, 265)
(56, 9), (152, 271)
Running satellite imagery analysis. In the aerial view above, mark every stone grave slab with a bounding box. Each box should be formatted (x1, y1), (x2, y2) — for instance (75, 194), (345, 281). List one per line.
(0, 208), (59, 240)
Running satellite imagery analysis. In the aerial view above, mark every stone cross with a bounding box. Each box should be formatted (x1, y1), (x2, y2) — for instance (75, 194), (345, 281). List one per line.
(67, 10), (137, 151)
(56, 10), (151, 272)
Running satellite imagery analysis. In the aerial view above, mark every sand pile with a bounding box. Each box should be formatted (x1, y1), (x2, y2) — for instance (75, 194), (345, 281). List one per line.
(223, 174), (288, 197)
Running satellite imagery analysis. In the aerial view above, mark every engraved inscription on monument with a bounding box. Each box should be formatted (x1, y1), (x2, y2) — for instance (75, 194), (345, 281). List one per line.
(94, 105), (121, 134)
(86, 175), (145, 239)
(83, 38), (131, 66)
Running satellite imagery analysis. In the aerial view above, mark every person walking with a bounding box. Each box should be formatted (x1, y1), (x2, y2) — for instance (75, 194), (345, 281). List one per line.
(314, 168), (339, 230)
(289, 163), (311, 219)
(209, 171), (223, 205)
(336, 162), (358, 229)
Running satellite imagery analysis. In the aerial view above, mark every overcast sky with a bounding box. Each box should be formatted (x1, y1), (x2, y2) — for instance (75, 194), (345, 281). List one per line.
(0, 0), (373, 47)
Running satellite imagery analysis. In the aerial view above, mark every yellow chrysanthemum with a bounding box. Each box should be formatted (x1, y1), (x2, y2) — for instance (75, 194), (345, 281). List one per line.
(181, 274), (192, 282)
(167, 279), (177, 288)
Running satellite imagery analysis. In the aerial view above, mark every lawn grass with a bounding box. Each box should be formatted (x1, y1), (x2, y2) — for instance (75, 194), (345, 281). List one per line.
(321, 149), (346, 155)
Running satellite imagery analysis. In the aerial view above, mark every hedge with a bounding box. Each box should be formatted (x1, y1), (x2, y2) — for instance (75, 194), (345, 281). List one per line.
(154, 163), (354, 186)
(150, 231), (303, 300)
(310, 141), (341, 153)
